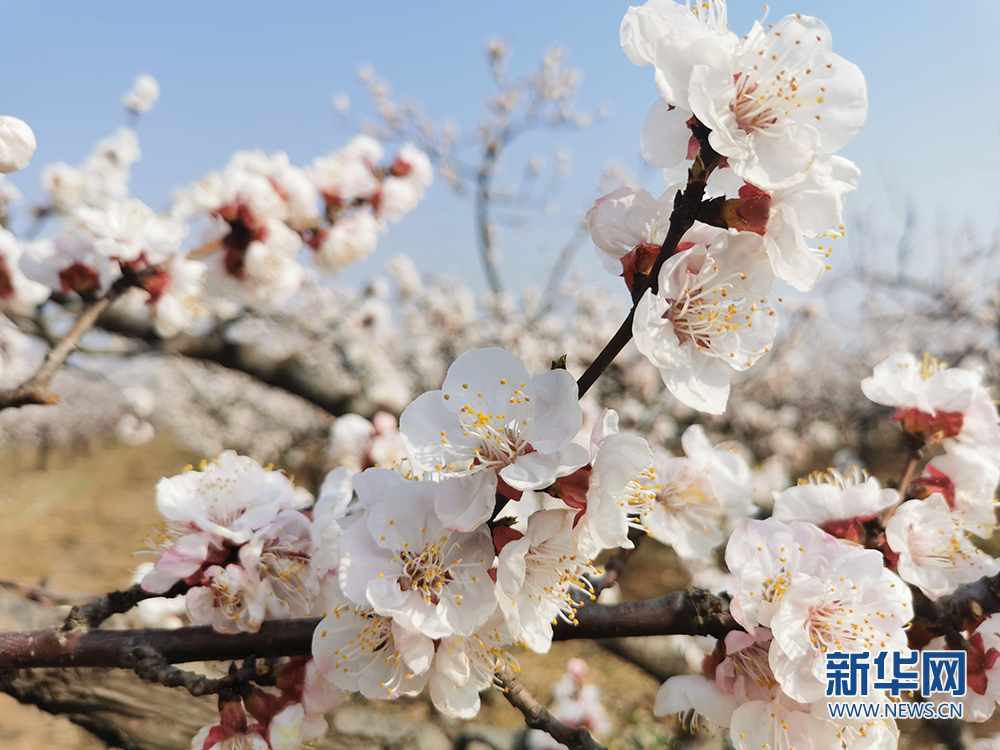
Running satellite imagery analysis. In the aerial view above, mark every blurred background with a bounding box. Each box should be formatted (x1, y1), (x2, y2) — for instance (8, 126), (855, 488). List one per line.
(1, 2), (999, 748)
(4, 1), (999, 290)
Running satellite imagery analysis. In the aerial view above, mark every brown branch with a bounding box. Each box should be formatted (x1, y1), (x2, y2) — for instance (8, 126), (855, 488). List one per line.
(494, 662), (608, 750)
(553, 588), (738, 641)
(62, 582), (190, 632)
(122, 648), (272, 698)
(576, 308), (636, 398)
(0, 590), (739, 672)
(185, 238), (224, 259)
(911, 572), (1000, 631)
(0, 618), (317, 671)
(896, 436), (925, 499)
(576, 123), (724, 397)
(0, 275), (133, 411)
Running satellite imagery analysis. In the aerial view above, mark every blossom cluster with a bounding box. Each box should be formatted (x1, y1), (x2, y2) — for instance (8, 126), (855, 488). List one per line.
(188, 659), (342, 750)
(134, 345), (1000, 750)
(653, 350), (1000, 750)
(0, 75), (432, 345)
(11, 3), (1000, 750)
(172, 134), (431, 312)
(863, 353), (1000, 598)
(659, 517), (911, 748)
(139, 347), (761, 745)
(588, 0), (865, 414)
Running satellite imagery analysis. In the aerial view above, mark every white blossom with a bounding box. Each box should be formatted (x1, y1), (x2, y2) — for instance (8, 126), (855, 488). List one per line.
(116, 413), (156, 445)
(638, 425), (754, 558)
(632, 5), (866, 190)
(338, 468), (496, 639)
(0, 116), (36, 173)
(885, 494), (999, 600)
(495, 508), (595, 653)
(772, 467), (898, 530)
(0, 228), (49, 315)
(314, 208), (382, 274)
(309, 135), (383, 206)
(399, 347), (588, 531)
(21, 232), (119, 298)
(586, 184), (672, 277)
(43, 128), (140, 213)
(141, 451), (300, 593)
(267, 703), (328, 750)
(862, 352), (978, 419)
(74, 197), (187, 263)
(377, 143), (433, 222)
(768, 544), (912, 703)
(428, 613), (510, 718)
(122, 74), (160, 115)
(186, 563), (267, 633)
(312, 604), (433, 699)
(632, 227), (777, 414)
(240, 508), (319, 618)
(924, 444), (1000, 535)
(755, 155), (860, 291)
(148, 258), (207, 338)
(725, 518), (843, 632)
(572, 408), (656, 558)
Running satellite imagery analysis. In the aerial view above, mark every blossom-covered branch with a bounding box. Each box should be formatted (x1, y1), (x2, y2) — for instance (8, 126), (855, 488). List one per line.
(576, 124), (723, 398)
(0, 589), (737, 672)
(8, 3), (1000, 750)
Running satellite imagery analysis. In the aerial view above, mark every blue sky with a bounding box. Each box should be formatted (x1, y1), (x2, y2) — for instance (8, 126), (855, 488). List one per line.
(3, 1), (998, 295)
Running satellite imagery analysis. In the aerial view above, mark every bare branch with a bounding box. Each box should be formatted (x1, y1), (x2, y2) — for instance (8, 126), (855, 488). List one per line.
(912, 572), (1000, 631)
(122, 648), (272, 698)
(0, 275), (133, 411)
(476, 140), (505, 295)
(552, 588), (738, 641)
(0, 579), (97, 606)
(494, 662), (608, 750)
(896, 436), (926, 499)
(62, 582), (190, 632)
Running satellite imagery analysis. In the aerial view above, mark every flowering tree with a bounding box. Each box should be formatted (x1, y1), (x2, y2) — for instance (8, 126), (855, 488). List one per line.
(2, 3), (1000, 750)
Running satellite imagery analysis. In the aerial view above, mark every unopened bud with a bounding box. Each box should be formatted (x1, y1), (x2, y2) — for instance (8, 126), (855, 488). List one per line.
(620, 243), (660, 294)
(719, 183), (772, 235)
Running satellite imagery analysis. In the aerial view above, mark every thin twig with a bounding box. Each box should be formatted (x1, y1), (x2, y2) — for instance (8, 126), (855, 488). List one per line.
(576, 308), (636, 398)
(476, 140), (505, 295)
(896, 436), (925, 499)
(494, 662), (608, 750)
(0, 276), (133, 411)
(576, 123), (724, 397)
(62, 581), (190, 632)
(0, 579), (97, 607)
(122, 648), (272, 698)
(185, 238), (224, 259)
